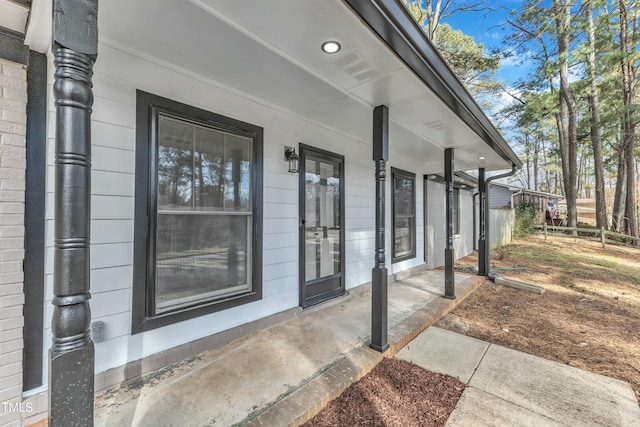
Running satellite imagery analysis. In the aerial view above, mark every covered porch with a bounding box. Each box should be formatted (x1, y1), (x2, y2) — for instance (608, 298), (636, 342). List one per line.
(19, 0), (523, 424)
(93, 270), (483, 426)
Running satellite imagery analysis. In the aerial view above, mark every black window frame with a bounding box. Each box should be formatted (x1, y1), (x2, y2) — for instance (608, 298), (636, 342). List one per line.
(132, 90), (263, 334)
(391, 168), (417, 263)
(452, 187), (460, 235)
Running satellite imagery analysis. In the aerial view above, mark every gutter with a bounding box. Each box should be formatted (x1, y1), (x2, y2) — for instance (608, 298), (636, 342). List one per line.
(480, 164), (518, 277)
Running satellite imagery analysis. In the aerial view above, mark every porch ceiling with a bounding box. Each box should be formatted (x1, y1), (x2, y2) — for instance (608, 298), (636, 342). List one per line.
(95, 0), (513, 172)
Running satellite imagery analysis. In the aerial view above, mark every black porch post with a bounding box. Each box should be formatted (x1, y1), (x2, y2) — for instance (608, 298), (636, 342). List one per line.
(444, 148), (455, 299)
(50, 1), (98, 426)
(477, 168), (486, 275)
(370, 105), (389, 352)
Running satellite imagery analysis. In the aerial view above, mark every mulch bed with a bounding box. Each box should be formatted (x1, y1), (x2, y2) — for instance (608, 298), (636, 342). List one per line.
(302, 358), (464, 427)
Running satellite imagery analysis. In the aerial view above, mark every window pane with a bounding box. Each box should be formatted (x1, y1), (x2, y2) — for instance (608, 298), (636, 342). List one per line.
(223, 135), (252, 211)
(305, 159), (318, 228)
(304, 157), (341, 281)
(194, 127), (225, 210)
(155, 214), (250, 313)
(158, 116), (194, 210)
(394, 177), (414, 216)
(394, 216), (414, 258)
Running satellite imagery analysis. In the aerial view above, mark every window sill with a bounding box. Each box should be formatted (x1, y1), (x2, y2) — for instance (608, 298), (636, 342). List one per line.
(391, 253), (417, 264)
(132, 290), (261, 334)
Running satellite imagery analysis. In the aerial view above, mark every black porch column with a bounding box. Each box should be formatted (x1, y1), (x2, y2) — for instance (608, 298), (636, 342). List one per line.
(477, 168), (486, 275)
(370, 105), (389, 352)
(444, 148), (455, 299)
(50, 1), (98, 426)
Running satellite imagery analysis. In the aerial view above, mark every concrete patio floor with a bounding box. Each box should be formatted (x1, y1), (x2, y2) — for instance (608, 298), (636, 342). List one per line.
(92, 270), (640, 427)
(397, 327), (640, 427)
(94, 270), (482, 426)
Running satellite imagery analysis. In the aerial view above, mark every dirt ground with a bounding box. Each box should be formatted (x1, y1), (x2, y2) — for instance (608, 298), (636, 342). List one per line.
(435, 233), (640, 401)
(302, 358), (464, 427)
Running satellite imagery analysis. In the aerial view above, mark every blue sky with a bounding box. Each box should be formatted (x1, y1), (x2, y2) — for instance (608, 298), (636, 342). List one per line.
(436, 1), (532, 164)
(442, 1), (529, 84)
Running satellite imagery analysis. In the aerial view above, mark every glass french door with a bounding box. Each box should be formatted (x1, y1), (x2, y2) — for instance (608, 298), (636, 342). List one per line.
(299, 145), (345, 307)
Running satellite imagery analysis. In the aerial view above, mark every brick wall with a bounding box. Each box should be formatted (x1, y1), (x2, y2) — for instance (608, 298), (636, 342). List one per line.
(0, 58), (27, 427)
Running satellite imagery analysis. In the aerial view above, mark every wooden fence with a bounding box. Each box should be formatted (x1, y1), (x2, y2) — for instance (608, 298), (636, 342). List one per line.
(533, 224), (640, 248)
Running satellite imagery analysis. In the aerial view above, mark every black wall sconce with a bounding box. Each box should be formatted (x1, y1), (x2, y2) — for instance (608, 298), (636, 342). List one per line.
(284, 146), (299, 173)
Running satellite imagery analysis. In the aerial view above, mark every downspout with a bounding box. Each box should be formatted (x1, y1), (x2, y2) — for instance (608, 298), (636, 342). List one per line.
(481, 164), (518, 277)
(473, 191), (478, 252)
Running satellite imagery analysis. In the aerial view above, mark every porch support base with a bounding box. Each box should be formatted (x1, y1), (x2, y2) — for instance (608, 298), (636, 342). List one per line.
(50, 347), (94, 426)
(370, 268), (389, 352)
(444, 250), (456, 299)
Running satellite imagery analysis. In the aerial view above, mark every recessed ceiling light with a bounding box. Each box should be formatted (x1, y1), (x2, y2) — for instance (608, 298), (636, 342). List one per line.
(321, 41), (341, 54)
(478, 156), (486, 160)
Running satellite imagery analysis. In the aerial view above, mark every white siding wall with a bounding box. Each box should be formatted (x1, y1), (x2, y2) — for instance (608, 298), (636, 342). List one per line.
(425, 181), (475, 269)
(40, 43), (435, 381)
(489, 184), (512, 208)
(453, 189), (475, 258)
(425, 180), (445, 269)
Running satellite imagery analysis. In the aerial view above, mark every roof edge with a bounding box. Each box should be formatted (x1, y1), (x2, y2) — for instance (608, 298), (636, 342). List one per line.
(343, 0), (522, 168)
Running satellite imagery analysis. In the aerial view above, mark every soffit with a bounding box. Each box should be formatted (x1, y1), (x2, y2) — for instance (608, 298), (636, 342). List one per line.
(95, 0), (510, 172)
